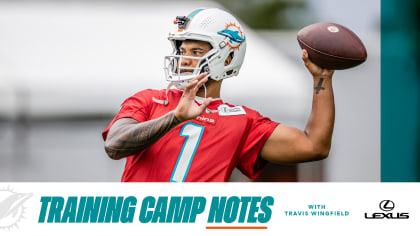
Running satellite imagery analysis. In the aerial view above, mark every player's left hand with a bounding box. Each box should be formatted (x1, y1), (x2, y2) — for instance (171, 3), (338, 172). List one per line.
(174, 73), (213, 122)
(302, 49), (334, 78)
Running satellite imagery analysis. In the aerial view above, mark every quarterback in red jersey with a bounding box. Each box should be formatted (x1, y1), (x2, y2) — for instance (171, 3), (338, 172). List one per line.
(102, 8), (335, 182)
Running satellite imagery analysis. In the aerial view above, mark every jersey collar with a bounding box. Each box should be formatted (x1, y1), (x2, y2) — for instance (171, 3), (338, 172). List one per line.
(195, 96), (222, 104)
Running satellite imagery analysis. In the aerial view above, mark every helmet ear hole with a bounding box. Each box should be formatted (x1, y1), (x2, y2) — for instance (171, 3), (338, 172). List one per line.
(175, 40), (183, 53)
(224, 52), (234, 66)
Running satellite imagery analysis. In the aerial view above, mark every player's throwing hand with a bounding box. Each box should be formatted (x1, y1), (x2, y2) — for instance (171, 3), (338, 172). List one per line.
(302, 49), (334, 78)
(174, 72), (213, 122)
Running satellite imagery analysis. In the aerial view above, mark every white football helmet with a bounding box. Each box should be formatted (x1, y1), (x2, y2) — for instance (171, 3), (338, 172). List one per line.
(163, 8), (247, 89)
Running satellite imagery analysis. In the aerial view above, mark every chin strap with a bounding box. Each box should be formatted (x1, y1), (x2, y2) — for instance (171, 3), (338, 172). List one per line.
(201, 83), (220, 114)
(152, 82), (176, 105)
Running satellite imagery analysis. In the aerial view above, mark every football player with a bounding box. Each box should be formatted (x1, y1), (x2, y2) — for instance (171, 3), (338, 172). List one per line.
(102, 8), (335, 182)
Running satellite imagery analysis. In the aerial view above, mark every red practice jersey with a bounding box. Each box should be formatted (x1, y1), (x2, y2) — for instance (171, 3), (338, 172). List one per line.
(102, 89), (279, 182)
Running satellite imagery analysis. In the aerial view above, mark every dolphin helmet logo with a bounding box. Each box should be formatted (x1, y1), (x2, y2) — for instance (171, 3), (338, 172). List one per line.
(0, 187), (33, 230)
(217, 29), (245, 43)
(217, 23), (245, 50)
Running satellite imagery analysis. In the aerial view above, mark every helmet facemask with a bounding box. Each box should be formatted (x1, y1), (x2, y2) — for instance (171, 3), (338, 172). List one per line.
(163, 41), (218, 90)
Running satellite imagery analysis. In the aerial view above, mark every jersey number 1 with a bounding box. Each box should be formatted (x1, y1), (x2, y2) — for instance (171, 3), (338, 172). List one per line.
(170, 123), (204, 182)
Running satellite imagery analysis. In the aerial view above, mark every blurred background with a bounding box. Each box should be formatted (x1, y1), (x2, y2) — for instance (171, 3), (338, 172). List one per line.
(0, 0), (380, 182)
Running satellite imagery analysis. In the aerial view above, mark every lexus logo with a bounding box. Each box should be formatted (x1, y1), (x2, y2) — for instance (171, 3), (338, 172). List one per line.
(379, 200), (395, 211)
(365, 200), (409, 219)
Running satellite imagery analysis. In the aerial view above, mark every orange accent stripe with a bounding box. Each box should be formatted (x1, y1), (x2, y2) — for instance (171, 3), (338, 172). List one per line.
(206, 226), (267, 229)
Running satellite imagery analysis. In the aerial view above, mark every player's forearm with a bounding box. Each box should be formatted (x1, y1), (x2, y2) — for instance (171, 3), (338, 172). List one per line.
(304, 76), (335, 157)
(104, 111), (181, 160)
